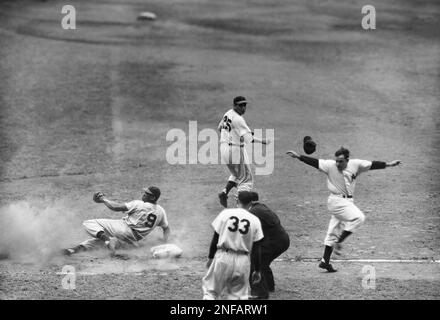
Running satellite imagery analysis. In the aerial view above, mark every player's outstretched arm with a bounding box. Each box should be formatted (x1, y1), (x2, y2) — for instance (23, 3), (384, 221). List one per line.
(251, 136), (270, 145)
(386, 160), (402, 167)
(101, 197), (128, 212)
(286, 150), (319, 170)
(370, 160), (402, 170)
(242, 132), (270, 145)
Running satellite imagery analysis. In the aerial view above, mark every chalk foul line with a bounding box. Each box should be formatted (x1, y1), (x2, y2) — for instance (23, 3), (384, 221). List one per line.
(275, 258), (440, 263)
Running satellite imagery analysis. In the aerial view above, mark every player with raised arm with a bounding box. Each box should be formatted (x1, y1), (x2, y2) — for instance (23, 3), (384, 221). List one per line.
(287, 147), (401, 272)
(62, 186), (170, 256)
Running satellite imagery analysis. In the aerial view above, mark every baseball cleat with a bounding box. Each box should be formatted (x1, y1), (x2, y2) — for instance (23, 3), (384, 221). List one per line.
(62, 245), (86, 256)
(319, 261), (337, 273)
(61, 248), (76, 256)
(333, 243), (342, 256)
(218, 192), (228, 208)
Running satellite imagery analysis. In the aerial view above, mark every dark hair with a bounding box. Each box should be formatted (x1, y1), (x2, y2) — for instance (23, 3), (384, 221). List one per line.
(249, 192), (259, 202)
(335, 147), (350, 159)
(237, 191), (253, 206)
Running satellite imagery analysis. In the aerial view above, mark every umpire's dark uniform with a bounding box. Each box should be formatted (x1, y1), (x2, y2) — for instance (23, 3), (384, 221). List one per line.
(249, 201), (290, 299)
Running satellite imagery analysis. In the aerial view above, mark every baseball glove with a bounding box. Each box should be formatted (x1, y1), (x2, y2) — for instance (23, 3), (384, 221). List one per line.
(93, 192), (105, 203)
(303, 136), (316, 155)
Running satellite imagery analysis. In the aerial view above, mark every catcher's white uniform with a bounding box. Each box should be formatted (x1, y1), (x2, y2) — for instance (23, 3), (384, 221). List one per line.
(318, 159), (371, 246)
(80, 201), (168, 250)
(219, 109), (254, 192)
(202, 208), (264, 300)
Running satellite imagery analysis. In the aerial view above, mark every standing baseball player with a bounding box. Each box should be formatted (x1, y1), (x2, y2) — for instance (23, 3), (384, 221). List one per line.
(246, 191), (290, 299)
(217, 96), (269, 207)
(202, 191), (264, 300)
(287, 147), (401, 272)
(63, 186), (170, 256)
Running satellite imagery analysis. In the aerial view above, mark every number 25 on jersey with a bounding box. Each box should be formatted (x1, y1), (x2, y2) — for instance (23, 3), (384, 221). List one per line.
(221, 116), (232, 132)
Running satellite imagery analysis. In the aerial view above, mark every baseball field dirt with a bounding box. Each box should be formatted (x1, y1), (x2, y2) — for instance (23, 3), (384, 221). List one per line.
(0, 0), (439, 299)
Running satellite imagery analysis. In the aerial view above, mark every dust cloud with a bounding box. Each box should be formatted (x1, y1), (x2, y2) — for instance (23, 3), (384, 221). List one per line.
(0, 200), (79, 264)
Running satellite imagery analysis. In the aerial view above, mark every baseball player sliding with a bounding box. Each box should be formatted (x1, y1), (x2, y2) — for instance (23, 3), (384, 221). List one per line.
(63, 186), (170, 256)
(287, 147), (401, 272)
(202, 192), (264, 300)
(217, 96), (269, 208)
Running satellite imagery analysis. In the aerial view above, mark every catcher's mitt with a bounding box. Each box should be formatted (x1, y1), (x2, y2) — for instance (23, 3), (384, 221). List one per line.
(303, 136), (316, 155)
(93, 192), (105, 203)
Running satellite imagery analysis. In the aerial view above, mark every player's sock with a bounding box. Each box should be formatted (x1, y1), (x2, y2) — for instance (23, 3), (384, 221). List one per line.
(224, 181), (237, 195)
(97, 231), (110, 242)
(337, 230), (352, 244)
(72, 245), (86, 253)
(322, 245), (333, 264)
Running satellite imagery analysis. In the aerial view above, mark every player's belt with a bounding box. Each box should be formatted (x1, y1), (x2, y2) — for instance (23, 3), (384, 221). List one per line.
(228, 143), (244, 147)
(340, 194), (353, 198)
(218, 248), (249, 255)
(220, 141), (244, 147)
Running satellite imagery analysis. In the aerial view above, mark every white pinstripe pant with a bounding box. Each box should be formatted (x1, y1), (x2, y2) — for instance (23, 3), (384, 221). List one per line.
(220, 144), (253, 193)
(324, 195), (366, 246)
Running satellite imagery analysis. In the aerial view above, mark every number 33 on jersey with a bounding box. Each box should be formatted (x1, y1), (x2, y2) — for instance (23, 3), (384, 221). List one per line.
(212, 208), (264, 253)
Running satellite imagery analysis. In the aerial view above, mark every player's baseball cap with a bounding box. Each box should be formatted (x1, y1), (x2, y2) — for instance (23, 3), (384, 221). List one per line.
(143, 186), (161, 201)
(233, 96), (248, 106)
(303, 136), (317, 155)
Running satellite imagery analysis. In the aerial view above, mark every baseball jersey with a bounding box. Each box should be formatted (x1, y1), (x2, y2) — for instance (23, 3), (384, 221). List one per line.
(219, 109), (252, 146)
(212, 208), (264, 253)
(318, 159), (372, 196)
(122, 200), (168, 238)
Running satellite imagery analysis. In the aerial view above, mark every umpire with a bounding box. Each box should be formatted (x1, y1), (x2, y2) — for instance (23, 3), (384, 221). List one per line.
(246, 191), (290, 299)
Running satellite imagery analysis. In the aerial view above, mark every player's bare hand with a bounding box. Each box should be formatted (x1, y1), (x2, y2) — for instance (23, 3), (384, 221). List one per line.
(387, 160), (402, 167)
(206, 258), (213, 269)
(93, 192), (105, 203)
(286, 150), (300, 159)
(251, 271), (261, 284)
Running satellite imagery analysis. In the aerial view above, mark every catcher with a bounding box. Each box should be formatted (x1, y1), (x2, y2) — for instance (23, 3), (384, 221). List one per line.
(62, 186), (170, 256)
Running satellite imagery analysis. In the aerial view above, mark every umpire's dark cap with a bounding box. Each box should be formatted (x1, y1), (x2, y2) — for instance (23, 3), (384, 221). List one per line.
(249, 192), (259, 202)
(238, 191), (253, 205)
